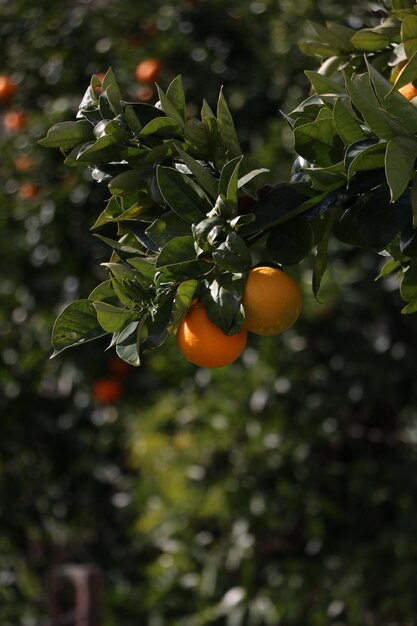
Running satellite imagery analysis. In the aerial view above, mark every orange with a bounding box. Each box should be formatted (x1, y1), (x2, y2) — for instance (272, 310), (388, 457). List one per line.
(398, 81), (417, 101)
(0, 75), (15, 101)
(14, 155), (32, 172)
(242, 266), (302, 335)
(92, 378), (123, 404)
(176, 300), (247, 368)
(135, 58), (161, 83)
(4, 110), (26, 132)
(18, 183), (39, 200)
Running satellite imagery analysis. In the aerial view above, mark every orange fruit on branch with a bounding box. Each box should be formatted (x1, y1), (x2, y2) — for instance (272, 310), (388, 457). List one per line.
(177, 301), (247, 368)
(242, 266), (302, 336)
(4, 110), (26, 132)
(93, 378), (123, 404)
(135, 58), (162, 83)
(0, 75), (16, 101)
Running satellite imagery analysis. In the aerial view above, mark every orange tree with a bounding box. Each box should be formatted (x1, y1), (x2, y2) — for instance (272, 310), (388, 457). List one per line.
(0, 0), (370, 622)
(42, 0), (417, 369)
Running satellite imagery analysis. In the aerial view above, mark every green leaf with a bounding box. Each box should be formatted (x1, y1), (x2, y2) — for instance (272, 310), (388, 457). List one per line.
(75, 136), (125, 164)
(400, 262), (417, 302)
(166, 75), (186, 121)
(219, 157), (243, 218)
(345, 139), (387, 181)
(146, 210), (191, 248)
(157, 166), (211, 222)
(203, 273), (246, 335)
(91, 196), (123, 229)
(366, 60), (417, 133)
(338, 186), (411, 249)
(156, 85), (185, 127)
(294, 118), (344, 167)
(385, 135), (417, 201)
(345, 72), (404, 139)
(142, 292), (175, 350)
(217, 88), (241, 158)
(126, 257), (156, 282)
(184, 118), (210, 159)
(238, 168), (270, 189)
(307, 20), (352, 49)
(266, 217), (314, 266)
(304, 70), (346, 95)
(212, 232), (252, 273)
(93, 301), (135, 333)
(115, 321), (141, 366)
(389, 48), (417, 95)
(192, 216), (227, 254)
(376, 257), (401, 280)
(402, 15), (417, 59)
(312, 210), (340, 299)
(156, 235), (197, 269)
(411, 172), (417, 227)
(299, 41), (344, 58)
(174, 145), (218, 198)
(239, 184), (321, 236)
(351, 29), (391, 51)
(122, 101), (166, 128)
(108, 170), (149, 196)
(39, 121), (93, 150)
(140, 116), (182, 137)
(88, 280), (117, 303)
(168, 279), (198, 334)
(333, 98), (368, 146)
(101, 67), (123, 115)
(402, 299), (417, 313)
(51, 299), (107, 356)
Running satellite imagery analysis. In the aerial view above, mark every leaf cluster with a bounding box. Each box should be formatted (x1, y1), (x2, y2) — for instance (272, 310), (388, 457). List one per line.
(294, 1), (417, 305)
(43, 71), (304, 364)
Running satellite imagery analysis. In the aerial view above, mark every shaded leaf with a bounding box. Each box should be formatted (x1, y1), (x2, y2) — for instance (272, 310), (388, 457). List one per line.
(146, 210), (191, 248)
(52, 299), (107, 356)
(169, 279), (199, 334)
(157, 166), (211, 222)
(385, 135), (417, 201)
(266, 217), (314, 266)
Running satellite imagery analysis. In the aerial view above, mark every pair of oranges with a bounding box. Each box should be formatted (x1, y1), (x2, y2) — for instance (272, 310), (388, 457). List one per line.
(177, 267), (302, 368)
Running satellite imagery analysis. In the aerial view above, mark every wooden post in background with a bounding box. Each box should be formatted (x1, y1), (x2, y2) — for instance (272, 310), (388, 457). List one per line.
(49, 564), (100, 626)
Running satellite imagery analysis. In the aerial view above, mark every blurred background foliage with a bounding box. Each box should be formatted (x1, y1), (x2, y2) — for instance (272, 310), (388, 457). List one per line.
(1, 0), (417, 625)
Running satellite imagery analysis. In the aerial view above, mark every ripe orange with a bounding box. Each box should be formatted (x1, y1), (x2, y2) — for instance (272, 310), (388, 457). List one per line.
(4, 110), (26, 132)
(135, 58), (161, 83)
(0, 75), (16, 101)
(18, 183), (39, 200)
(14, 155), (32, 172)
(398, 81), (417, 101)
(92, 378), (123, 404)
(177, 300), (247, 368)
(242, 266), (302, 336)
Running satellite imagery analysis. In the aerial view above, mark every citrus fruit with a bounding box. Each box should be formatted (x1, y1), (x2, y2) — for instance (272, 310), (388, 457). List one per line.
(0, 75), (15, 101)
(18, 183), (39, 200)
(177, 301), (247, 368)
(135, 58), (161, 83)
(398, 81), (417, 101)
(4, 110), (26, 132)
(92, 378), (123, 404)
(242, 266), (302, 335)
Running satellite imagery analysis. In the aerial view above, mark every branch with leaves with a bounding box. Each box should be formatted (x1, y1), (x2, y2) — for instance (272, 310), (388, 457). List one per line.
(41, 0), (417, 366)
